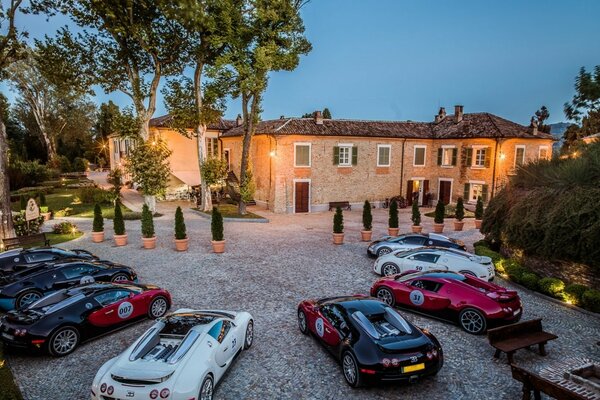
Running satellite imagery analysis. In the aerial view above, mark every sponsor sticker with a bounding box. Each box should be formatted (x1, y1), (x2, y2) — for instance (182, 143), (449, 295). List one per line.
(315, 317), (325, 337)
(80, 275), (95, 284)
(409, 290), (425, 306)
(117, 301), (134, 319)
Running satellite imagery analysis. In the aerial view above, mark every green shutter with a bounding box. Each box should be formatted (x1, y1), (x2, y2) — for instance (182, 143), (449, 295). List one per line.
(437, 148), (443, 166)
(484, 147), (491, 168)
(352, 147), (358, 165)
(463, 148), (473, 167)
(482, 184), (489, 202)
(452, 148), (458, 166)
(333, 146), (339, 165)
(463, 183), (470, 201)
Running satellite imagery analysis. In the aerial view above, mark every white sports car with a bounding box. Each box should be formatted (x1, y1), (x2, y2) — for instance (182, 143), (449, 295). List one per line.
(91, 309), (254, 400)
(373, 247), (495, 281)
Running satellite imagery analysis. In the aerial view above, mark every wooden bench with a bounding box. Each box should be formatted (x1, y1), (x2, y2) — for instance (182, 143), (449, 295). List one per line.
(487, 319), (558, 364)
(329, 201), (351, 211)
(510, 364), (589, 400)
(2, 233), (50, 250)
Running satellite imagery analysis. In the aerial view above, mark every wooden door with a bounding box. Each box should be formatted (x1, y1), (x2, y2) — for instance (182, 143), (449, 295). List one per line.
(422, 180), (430, 206)
(406, 180), (414, 206)
(439, 181), (451, 205)
(295, 182), (309, 213)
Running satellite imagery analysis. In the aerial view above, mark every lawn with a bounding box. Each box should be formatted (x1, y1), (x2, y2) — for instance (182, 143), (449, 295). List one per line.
(0, 343), (23, 400)
(196, 204), (266, 219)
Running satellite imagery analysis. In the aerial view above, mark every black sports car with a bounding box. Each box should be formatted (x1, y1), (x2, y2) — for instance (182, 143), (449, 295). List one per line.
(0, 282), (171, 356)
(0, 260), (137, 310)
(0, 247), (97, 275)
(298, 296), (443, 387)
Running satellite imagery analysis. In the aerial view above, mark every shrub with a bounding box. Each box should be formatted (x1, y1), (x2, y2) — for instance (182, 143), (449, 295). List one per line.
(20, 195), (26, 210)
(538, 277), (565, 298)
(411, 201), (421, 226)
(455, 197), (465, 221)
(174, 206), (186, 240)
(54, 207), (73, 217)
(475, 196), (484, 220)
(113, 201), (125, 235)
(78, 187), (114, 205)
(362, 201), (372, 231)
(333, 206), (344, 234)
(125, 139), (172, 197)
(12, 212), (44, 236)
(40, 206), (49, 213)
(564, 284), (588, 305)
(211, 207), (224, 241)
(48, 155), (71, 172)
(39, 192), (46, 207)
(504, 260), (526, 282)
(93, 203), (104, 232)
(8, 160), (50, 189)
(581, 289), (600, 313)
(474, 245), (502, 265)
(388, 199), (398, 229)
(434, 200), (445, 224)
(201, 157), (228, 186)
(107, 169), (123, 197)
(53, 221), (78, 234)
(520, 272), (540, 290)
(72, 157), (88, 172)
(141, 204), (155, 238)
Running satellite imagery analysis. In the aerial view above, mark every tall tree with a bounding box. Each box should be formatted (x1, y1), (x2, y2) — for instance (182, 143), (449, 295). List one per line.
(226, 0), (311, 214)
(563, 66), (600, 152)
(534, 105), (550, 134)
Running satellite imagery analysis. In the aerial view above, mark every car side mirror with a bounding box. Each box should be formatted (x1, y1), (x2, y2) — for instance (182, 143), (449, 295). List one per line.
(129, 292), (135, 298)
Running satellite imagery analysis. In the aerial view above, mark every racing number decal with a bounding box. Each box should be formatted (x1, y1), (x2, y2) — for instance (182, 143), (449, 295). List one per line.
(80, 275), (95, 284)
(117, 301), (134, 319)
(409, 290), (425, 306)
(415, 266), (424, 271)
(315, 317), (325, 337)
(232, 338), (237, 349)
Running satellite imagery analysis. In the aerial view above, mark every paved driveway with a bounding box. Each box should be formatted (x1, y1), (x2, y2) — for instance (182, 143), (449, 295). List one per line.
(6, 208), (600, 399)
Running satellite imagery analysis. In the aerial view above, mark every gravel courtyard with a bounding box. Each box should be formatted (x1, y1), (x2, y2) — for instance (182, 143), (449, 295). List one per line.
(5, 206), (600, 400)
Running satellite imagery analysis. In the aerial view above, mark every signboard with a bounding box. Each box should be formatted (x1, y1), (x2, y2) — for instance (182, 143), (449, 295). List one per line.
(25, 198), (40, 221)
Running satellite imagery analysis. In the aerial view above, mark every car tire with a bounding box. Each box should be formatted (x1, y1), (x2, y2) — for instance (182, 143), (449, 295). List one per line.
(148, 296), (169, 319)
(297, 310), (309, 335)
(341, 351), (362, 388)
(381, 263), (400, 276)
(199, 375), (214, 400)
(15, 289), (43, 309)
(48, 326), (80, 357)
(244, 320), (254, 349)
(377, 247), (392, 257)
(376, 287), (396, 307)
(459, 270), (477, 277)
(458, 308), (487, 335)
(111, 273), (129, 282)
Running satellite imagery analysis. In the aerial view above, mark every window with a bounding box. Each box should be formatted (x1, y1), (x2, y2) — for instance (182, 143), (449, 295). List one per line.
(208, 320), (231, 343)
(294, 143), (311, 167)
(333, 145), (356, 166)
(60, 264), (97, 279)
(465, 182), (488, 203)
(206, 138), (219, 158)
(377, 144), (391, 167)
(94, 290), (131, 306)
(438, 147), (457, 166)
(113, 139), (120, 156)
(413, 146), (426, 166)
(515, 145), (526, 167)
(412, 253), (440, 263)
(473, 148), (487, 167)
(403, 237), (426, 246)
(411, 280), (442, 292)
(24, 252), (56, 263)
(339, 146), (351, 165)
(538, 146), (549, 160)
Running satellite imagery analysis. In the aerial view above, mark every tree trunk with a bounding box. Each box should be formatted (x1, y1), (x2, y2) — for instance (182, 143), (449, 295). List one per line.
(0, 119), (15, 242)
(193, 62), (212, 212)
(237, 93), (260, 215)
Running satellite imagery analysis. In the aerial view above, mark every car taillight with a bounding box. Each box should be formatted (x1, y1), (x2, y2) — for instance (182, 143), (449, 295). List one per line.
(100, 383), (107, 393)
(391, 358), (399, 367)
(382, 358), (391, 367)
(107, 386), (114, 395)
(150, 389), (159, 399)
(15, 329), (27, 336)
(160, 388), (170, 398)
(427, 349), (439, 359)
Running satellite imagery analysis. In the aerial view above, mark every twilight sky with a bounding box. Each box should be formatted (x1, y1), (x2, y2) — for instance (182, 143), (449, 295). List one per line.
(8, 0), (600, 125)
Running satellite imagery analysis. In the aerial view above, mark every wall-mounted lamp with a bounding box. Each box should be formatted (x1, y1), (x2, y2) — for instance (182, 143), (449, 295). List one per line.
(499, 152), (506, 160)
(269, 150), (277, 157)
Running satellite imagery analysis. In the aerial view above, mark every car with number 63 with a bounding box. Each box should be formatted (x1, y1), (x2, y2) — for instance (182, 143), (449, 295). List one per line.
(91, 309), (254, 400)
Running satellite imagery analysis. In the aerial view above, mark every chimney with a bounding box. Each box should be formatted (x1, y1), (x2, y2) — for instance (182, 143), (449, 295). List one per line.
(531, 117), (538, 136)
(314, 110), (323, 125)
(455, 105), (464, 123)
(434, 107), (446, 123)
(236, 114), (243, 126)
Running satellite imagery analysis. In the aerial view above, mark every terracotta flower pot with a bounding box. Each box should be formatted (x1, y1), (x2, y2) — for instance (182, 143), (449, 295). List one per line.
(114, 233), (128, 246)
(41, 212), (52, 221)
(142, 236), (156, 249)
(91, 231), (104, 243)
(475, 219), (483, 229)
(433, 223), (444, 233)
(388, 227), (400, 236)
(411, 225), (423, 234)
(454, 220), (464, 231)
(174, 238), (189, 251)
(211, 240), (226, 253)
(360, 230), (372, 242)
(332, 233), (344, 245)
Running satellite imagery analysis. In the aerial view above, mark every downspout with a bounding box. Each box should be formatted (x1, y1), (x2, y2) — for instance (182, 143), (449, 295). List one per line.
(399, 138), (407, 197)
(491, 138), (499, 198)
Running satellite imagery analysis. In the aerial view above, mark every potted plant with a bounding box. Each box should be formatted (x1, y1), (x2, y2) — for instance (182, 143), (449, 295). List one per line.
(411, 201), (422, 233)
(474, 196), (484, 229)
(388, 199), (399, 236)
(332, 206), (344, 244)
(433, 200), (445, 233)
(141, 204), (156, 249)
(211, 207), (225, 253)
(361, 200), (373, 241)
(454, 197), (465, 231)
(113, 201), (127, 246)
(174, 206), (188, 251)
(91, 203), (104, 243)
(39, 193), (51, 221)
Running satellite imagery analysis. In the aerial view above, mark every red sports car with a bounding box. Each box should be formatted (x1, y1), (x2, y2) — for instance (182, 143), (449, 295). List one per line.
(370, 271), (522, 334)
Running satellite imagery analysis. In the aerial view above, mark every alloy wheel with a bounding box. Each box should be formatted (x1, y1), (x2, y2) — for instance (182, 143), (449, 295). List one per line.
(245, 321), (254, 349)
(376, 288), (395, 306)
(342, 353), (358, 386)
(382, 263), (399, 276)
(112, 274), (128, 282)
(52, 328), (78, 355)
(459, 309), (486, 334)
(298, 311), (308, 334)
(150, 298), (168, 318)
(200, 377), (213, 400)
(18, 292), (41, 308)
(378, 247), (392, 256)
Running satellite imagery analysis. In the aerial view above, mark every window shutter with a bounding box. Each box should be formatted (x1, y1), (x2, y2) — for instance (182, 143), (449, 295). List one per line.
(333, 146), (339, 165)
(482, 184), (489, 202)
(352, 147), (358, 165)
(463, 183), (469, 200)
(437, 148), (443, 166)
(484, 147), (491, 168)
(463, 148), (473, 167)
(452, 148), (458, 166)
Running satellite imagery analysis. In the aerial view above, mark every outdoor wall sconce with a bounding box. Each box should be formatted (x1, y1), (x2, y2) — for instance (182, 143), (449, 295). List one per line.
(499, 152), (506, 160)
(269, 150), (277, 157)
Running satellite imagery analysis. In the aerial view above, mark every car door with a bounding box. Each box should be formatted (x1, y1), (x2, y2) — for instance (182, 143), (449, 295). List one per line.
(406, 279), (451, 313)
(52, 263), (99, 289)
(212, 320), (237, 367)
(316, 305), (342, 350)
(88, 289), (137, 327)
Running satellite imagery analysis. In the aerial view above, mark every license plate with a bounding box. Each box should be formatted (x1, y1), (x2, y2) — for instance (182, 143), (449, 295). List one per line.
(2, 332), (14, 341)
(403, 363), (425, 373)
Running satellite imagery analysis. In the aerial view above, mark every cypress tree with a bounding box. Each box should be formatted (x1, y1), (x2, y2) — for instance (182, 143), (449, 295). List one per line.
(211, 207), (224, 241)
(411, 201), (421, 226)
(388, 199), (399, 228)
(434, 200), (445, 224)
(113, 201), (125, 235)
(333, 206), (344, 233)
(92, 203), (104, 232)
(141, 204), (155, 238)
(455, 197), (465, 221)
(174, 206), (187, 240)
(475, 196), (484, 220)
(362, 200), (372, 231)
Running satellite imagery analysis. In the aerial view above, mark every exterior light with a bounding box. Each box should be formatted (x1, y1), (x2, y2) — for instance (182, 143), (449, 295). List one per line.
(499, 152), (506, 160)
(269, 150), (276, 157)
(572, 151), (578, 158)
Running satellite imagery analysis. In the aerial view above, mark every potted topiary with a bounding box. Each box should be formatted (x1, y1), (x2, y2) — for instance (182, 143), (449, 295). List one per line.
(39, 193), (51, 221)
(411, 201), (422, 233)
(361, 200), (373, 241)
(174, 206), (188, 251)
(91, 203), (104, 243)
(474, 196), (484, 229)
(113, 201), (127, 246)
(454, 197), (465, 231)
(433, 200), (445, 233)
(141, 204), (156, 249)
(211, 207), (225, 253)
(332, 206), (344, 245)
(388, 199), (399, 236)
